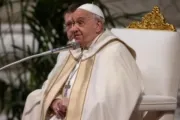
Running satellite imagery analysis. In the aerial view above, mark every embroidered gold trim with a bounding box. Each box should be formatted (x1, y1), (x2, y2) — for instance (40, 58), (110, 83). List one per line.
(41, 55), (77, 120)
(127, 6), (176, 31)
(66, 56), (95, 120)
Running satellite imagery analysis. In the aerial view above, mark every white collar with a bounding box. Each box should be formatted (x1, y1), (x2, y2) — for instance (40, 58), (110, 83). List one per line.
(69, 30), (117, 60)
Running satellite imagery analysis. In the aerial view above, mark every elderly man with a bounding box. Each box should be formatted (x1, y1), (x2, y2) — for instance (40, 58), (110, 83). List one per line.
(21, 3), (81, 120)
(38, 3), (143, 120)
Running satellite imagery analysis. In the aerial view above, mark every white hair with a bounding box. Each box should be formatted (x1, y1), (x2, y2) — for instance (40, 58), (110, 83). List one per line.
(93, 14), (105, 24)
(91, 13), (105, 31)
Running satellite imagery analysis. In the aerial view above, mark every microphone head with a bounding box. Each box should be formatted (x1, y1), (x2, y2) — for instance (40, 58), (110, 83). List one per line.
(68, 41), (80, 50)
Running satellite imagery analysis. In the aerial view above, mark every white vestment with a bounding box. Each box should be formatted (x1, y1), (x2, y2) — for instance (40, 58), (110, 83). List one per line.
(21, 51), (69, 120)
(22, 30), (143, 120)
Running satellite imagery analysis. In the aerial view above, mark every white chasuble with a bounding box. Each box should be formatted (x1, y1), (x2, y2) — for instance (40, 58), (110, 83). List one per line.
(37, 30), (143, 120)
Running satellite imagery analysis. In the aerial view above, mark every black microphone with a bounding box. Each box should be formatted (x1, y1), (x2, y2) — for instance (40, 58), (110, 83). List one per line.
(0, 41), (80, 71)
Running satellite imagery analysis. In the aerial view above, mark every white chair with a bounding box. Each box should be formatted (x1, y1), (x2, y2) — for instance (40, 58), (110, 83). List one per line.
(111, 28), (180, 120)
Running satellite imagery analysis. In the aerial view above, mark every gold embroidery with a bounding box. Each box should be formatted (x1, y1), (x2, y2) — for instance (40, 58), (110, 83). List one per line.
(127, 6), (176, 31)
(41, 55), (77, 120)
(66, 56), (95, 120)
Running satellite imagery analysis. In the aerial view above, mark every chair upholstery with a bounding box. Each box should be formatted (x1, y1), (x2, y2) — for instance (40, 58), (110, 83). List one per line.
(111, 28), (180, 120)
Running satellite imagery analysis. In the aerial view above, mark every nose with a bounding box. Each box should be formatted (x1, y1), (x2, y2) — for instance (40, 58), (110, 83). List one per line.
(71, 23), (79, 33)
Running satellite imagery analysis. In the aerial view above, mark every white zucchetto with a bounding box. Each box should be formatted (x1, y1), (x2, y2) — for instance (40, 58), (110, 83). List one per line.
(77, 3), (104, 19)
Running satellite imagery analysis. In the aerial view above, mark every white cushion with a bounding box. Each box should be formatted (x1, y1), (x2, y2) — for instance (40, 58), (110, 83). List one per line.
(111, 28), (180, 97)
(139, 95), (177, 111)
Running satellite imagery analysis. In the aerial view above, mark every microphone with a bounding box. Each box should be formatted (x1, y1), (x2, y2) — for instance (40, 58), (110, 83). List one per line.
(0, 41), (80, 71)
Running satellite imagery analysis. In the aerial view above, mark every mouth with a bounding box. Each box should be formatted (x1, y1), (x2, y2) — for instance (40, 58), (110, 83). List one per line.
(74, 34), (81, 40)
(74, 39), (81, 43)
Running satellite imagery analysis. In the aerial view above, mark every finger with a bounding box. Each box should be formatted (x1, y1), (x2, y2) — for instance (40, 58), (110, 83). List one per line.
(61, 106), (67, 113)
(61, 105), (67, 112)
(55, 108), (66, 119)
(53, 106), (64, 118)
(57, 103), (67, 112)
(54, 109), (61, 118)
(57, 107), (66, 117)
(56, 110), (66, 119)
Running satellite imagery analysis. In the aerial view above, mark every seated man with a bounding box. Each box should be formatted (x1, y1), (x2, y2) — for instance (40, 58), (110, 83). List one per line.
(24, 3), (143, 120)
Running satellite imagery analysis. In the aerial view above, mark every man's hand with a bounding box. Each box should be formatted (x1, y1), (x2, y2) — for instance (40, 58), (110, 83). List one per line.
(50, 98), (69, 119)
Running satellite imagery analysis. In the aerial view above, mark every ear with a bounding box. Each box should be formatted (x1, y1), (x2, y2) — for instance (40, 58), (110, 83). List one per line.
(95, 21), (102, 33)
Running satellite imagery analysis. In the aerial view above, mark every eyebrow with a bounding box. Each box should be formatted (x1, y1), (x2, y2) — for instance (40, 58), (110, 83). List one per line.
(65, 19), (73, 23)
(75, 17), (86, 21)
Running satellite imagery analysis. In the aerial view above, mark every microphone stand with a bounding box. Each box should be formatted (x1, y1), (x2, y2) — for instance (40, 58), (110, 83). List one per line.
(0, 51), (52, 71)
(0, 42), (79, 71)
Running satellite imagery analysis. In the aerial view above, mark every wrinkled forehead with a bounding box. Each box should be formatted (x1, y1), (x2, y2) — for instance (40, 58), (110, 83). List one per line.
(72, 9), (93, 20)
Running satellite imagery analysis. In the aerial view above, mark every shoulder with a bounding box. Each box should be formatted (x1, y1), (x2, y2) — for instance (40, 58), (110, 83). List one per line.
(96, 40), (135, 64)
(102, 39), (136, 59)
(101, 40), (130, 55)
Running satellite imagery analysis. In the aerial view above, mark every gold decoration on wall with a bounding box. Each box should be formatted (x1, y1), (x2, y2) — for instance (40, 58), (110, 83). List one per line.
(127, 6), (176, 31)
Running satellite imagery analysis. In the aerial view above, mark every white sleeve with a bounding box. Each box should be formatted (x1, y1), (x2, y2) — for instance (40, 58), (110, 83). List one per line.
(41, 51), (69, 90)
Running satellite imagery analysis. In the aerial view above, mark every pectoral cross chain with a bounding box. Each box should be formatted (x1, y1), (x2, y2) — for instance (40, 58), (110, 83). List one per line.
(64, 81), (71, 97)
(65, 81), (71, 89)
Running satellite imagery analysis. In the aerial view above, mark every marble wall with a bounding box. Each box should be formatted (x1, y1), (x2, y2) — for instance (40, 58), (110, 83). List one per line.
(102, 0), (180, 28)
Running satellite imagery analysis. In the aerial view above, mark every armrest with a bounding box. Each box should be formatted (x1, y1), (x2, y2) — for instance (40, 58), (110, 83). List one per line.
(138, 95), (177, 111)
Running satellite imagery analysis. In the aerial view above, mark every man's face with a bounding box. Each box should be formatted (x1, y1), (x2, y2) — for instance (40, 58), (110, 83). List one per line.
(72, 9), (102, 47)
(64, 13), (74, 40)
